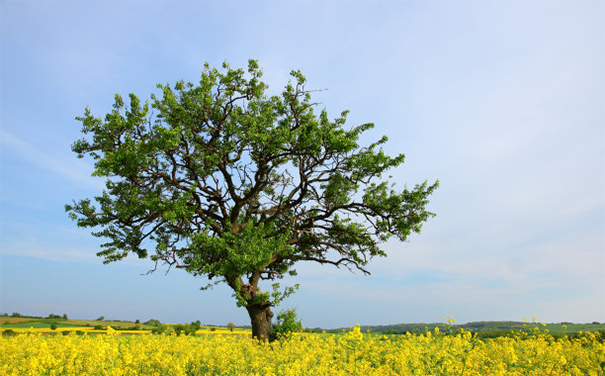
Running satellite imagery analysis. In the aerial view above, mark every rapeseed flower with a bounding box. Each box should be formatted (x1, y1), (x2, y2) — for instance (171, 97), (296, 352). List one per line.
(0, 326), (603, 375)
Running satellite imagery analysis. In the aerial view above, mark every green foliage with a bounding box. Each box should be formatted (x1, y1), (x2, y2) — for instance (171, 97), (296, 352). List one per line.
(47, 313), (66, 320)
(269, 309), (302, 341)
(50, 322), (58, 330)
(151, 324), (170, 335)
(172, 321), (201, 336)
(372, 321), (605, 338)
(2, 329), (16, 337)
(66, 60), (438, 336)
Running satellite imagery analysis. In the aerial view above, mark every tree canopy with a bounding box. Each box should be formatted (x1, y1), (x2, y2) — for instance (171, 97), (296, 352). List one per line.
(66, 60), (438, 339)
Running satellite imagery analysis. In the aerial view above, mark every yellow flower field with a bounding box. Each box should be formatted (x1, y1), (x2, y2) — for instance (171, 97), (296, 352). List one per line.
(1, 326), (603, 376)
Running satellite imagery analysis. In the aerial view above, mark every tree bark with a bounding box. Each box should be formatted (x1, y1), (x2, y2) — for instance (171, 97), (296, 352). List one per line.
(246, 303), (273, 340)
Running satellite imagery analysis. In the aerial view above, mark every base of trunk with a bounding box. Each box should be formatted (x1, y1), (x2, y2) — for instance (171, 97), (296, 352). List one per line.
(246, 304), (273, 340)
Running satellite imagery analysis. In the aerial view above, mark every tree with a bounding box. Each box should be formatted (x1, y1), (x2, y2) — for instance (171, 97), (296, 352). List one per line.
(66, 60), (438, 340)
(269, 309), (302, 341)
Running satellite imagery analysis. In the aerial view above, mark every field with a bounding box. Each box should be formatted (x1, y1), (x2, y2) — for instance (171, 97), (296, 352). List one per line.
(0, 316), (247, 335)
(1, 324), (604, 376)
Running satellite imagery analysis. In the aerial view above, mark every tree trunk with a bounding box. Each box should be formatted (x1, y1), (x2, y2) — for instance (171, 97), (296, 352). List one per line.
(246, 304), (273, 340)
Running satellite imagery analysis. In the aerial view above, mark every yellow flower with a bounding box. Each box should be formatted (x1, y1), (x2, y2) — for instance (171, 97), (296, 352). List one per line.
(1, 323), (603, 375)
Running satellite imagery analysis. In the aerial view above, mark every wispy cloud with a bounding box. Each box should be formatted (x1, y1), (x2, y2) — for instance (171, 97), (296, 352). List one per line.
(1, 0), (603, 326)
(0, 130), (104, 190)
(0, 237), (97, 264)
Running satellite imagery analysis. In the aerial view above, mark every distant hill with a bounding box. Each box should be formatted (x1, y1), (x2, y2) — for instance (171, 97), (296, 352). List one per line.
(353, 321), (605, 336)
(2, 313), (603, 337)
(303, 321), (605, 336)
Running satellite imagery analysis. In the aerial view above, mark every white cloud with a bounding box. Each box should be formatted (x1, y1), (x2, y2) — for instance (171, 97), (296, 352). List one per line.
(1, 0), (603, 326)
(0, 238), (97, 264)
(0, 130), (104, 190)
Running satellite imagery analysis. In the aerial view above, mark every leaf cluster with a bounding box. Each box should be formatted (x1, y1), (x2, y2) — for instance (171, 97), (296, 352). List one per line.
(66, 60), (438, 307)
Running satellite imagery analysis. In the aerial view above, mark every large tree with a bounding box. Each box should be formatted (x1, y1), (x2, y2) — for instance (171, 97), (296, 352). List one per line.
(66, 60), (438, 340)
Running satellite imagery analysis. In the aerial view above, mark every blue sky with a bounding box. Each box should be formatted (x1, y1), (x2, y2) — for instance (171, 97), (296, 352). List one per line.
(1, 0), (603, 328)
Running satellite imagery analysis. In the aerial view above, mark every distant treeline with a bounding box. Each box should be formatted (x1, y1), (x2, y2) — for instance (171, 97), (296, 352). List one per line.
(1, 312), (69, 320)
(305, 321), (605, 337)
(3, 313), (604, 338)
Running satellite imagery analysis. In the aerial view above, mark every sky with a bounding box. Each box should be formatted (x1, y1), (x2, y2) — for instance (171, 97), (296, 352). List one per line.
(0, 0), (603, 329)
